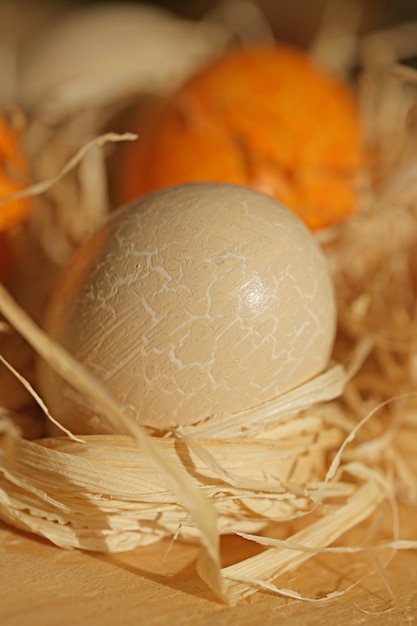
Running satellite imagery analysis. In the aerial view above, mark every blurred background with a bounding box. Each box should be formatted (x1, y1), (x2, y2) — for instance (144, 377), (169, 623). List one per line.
(35, 0), (417, 47)
(2, 0), (417, 49)
(73, 0), (417, 32)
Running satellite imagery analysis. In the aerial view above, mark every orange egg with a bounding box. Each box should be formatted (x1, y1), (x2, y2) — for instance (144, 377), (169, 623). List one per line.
(117, 44), (364, 230)
(0, 114), (30, 231)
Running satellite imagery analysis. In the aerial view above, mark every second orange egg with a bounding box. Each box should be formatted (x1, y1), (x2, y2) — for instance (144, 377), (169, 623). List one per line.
(0, 114), (31, 280)
(117, 44), (364, 231)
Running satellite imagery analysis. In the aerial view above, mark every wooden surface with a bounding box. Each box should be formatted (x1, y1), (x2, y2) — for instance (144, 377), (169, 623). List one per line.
(2, 504), (417, 626)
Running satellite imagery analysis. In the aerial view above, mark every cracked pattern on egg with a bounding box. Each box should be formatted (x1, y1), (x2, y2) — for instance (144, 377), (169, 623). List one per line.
(39, 183), (336, 433)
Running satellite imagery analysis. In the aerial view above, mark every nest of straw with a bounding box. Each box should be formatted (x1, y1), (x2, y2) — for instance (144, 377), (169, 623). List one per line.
(1, 1), (417, 606)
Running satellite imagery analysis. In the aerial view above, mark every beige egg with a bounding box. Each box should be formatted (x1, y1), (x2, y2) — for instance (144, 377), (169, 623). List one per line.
(38, 183), (336, 434)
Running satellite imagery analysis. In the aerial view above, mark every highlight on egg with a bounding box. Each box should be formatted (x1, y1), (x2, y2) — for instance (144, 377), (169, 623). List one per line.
(38, 182), (336, 434)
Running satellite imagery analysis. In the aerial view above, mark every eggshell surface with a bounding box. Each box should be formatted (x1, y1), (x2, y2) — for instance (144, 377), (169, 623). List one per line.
(39, 183), (336, 433)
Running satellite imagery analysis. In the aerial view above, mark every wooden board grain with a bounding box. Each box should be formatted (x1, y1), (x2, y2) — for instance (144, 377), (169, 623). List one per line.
(2, 504), (417, 626)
